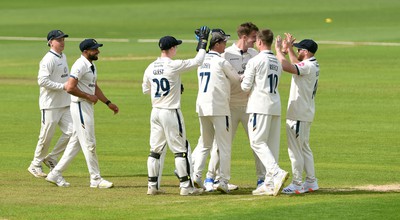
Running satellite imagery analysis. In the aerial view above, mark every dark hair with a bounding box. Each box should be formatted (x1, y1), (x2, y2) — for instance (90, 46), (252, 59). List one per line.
(257, 29), (274, 46)
(237, 22), (259, 38)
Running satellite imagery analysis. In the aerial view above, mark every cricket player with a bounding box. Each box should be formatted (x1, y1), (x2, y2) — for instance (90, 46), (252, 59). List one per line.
(241, 29), (289, 196)
(142, 26), (210, 196)
(28, 30), (72, 178)
(275, 33), (320, 194)
(192, 29), (241, 194)
(46, 39), (119, 188)
(201, 22), (267, 192)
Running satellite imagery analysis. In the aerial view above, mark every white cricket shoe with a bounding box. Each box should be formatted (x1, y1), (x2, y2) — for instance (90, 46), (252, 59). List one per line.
(252, 183), (274, 196)
(147, 186), (164, 195)
(90, 178), (114, 189)
(204, 178), (215, 192)
(180, 187), (203, 196)
(193, 176), (205, 189)
(282, 183), (305, 194)
(228, 183), (239, 191)
(272, 169), (289, 196)
(303, 180), (319, 193)
(43, 157), (57, 171)
(213, 180), (239, 191)
(45, 172), (70, 187)
(216, 181), (229, 194)
(27, 164), (47, 178)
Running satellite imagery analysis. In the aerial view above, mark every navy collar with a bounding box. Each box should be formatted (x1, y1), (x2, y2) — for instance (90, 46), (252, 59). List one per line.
(49, 50), (62, 58)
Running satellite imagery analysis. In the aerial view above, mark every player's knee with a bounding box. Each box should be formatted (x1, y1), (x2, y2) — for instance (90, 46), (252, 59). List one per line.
(174, 152), (187, 158)
(149, 151), (161, 159)
(148, 176), (158, 183)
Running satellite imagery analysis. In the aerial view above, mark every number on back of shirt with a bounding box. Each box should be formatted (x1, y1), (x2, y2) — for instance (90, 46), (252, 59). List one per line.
(312, 79), (318, 99)
(152, 78), (170, 97)
(199, 72), (210, 92)
(268, 74), (278, 94)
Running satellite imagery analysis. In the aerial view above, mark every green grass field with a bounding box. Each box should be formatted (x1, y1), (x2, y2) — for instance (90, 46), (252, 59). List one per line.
(1, 0), (399, 219)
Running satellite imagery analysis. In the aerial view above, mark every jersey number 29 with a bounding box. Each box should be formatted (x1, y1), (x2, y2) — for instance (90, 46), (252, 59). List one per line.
(152, 78), (170, 97)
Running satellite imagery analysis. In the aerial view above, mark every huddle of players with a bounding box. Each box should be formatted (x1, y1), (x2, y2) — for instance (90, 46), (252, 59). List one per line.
(143, 23), (320, 196)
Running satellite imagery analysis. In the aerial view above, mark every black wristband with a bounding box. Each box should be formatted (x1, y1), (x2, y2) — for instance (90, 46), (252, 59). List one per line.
(105, 100), (111, 106)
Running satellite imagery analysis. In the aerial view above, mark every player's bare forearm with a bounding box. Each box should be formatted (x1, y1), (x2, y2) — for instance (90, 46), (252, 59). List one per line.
(95, 83), (119, 114)
(66, 77), (98, 103)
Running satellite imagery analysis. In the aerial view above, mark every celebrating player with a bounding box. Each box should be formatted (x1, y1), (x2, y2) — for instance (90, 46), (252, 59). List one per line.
(241, 29), (289, 196)
(46, 39), (119, 188)
(275, 34), (320, 194)
(142, 26), (210, 196)
(200, 22), (267, 192)
(28, 30), (72, 178)
(192, 29), (241, 193)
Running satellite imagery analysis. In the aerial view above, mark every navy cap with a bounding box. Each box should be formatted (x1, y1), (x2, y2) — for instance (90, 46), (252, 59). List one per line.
(159, 36), (182, 50)
(79, 39), (103, 52)
(293, 39), (318, 54)
(209, 29), (230, 48)
(47, 30), (68, 41)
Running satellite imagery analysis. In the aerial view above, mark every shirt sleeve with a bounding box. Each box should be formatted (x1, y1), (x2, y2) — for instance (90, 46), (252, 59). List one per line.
(37, 59), (64, 91)
(241, 61), (255, 92)
(142, 70), (151, 95)
(169, 49), (206, 74)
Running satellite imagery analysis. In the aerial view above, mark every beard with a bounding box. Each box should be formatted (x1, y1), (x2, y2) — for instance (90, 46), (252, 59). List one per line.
(89, 54), (98, 61)
(297, 54), (304, 61)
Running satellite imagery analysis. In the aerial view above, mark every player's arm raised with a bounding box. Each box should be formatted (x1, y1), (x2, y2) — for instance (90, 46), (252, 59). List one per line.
(275, 35), (298, 75)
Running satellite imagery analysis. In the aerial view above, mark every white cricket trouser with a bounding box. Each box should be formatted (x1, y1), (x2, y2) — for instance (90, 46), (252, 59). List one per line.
(147, 108), (193, 188)
(53, 101), (102, 182)
(286, 119), (316, 185)
(31, 106), (72, 167)
(205, 106), (266, 181)
(248, 113), (281, 178)
(193, 115), (231, 183)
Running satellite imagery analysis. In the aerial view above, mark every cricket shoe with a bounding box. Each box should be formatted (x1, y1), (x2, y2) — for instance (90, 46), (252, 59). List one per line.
(43, 157), (57, 171)
(252, 183), (274, 196)
(27, 164), (47, 178)
(256, 179), (265, 189)
(193, 175), (205, 189)
(213, 180), (238, 191)
(272, 169), (289, 196)
(90, 178), (114, 189)
(204, 178), (215, 192)
(147, 186), (165, 195)
(303, 180), (319, 193)
(180, 187), (203, 196)
(45, 171), (70, 187)
(216, 181), (229, 194)
(282, 183), (305, 194)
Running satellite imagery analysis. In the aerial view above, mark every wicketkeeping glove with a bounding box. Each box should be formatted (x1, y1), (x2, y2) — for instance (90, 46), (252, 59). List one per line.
(195, 26), (210, 51)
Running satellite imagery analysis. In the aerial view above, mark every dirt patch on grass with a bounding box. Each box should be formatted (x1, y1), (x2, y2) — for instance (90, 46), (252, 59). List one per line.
(353, 184), (400, 192)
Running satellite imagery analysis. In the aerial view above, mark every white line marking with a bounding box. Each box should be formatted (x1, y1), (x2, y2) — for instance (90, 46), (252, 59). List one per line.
(1, 36), (398, 46)
(0, 36), (129, 43)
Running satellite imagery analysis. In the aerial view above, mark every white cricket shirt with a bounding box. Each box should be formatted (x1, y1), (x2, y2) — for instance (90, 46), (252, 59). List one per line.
(222, 44), (258, 107)
(38, 49), (70, 109)
(241, 50), (282, 116)
(142, 49), (206, 109)
(69, 55), (97, 103)
(286, 57), (320, 122)
(196, 51), (240, 116)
